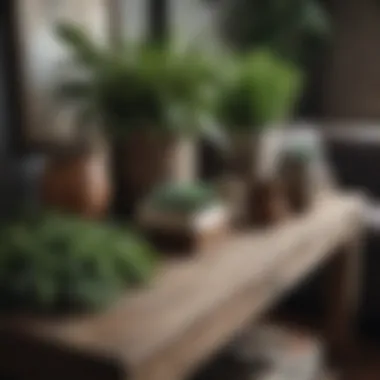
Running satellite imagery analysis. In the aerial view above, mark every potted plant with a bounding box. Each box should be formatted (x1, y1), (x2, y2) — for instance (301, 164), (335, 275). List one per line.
(218, 50), (303, 177)
(137, 183), (229, 253)
(217, 50), (303, 225)
(0, 212), (157, 314)
(55, 23), (222, 216)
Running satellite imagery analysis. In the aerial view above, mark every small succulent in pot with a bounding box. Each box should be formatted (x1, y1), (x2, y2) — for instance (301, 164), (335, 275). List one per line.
(0, 212), (157, 314)
(146, 183), (218, 214)
(137, 183), (230, 252)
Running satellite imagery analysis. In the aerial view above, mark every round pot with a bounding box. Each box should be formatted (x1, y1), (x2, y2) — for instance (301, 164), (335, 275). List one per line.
(42, 145), (112, 219)
(114, 131), (197, 216)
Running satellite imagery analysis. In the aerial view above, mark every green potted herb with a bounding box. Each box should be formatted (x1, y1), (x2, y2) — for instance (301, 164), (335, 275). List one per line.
(137, 183), (230, 252)
(0, 212), (157, 314)
(216, 51), (303, 226)
(55, 23), (222, 215)
(218, 50), (303, 180)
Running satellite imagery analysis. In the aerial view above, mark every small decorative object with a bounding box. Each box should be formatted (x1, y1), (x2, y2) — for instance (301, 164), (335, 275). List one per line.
(137, 183), (230, 253)
(0, 212), (157, 313)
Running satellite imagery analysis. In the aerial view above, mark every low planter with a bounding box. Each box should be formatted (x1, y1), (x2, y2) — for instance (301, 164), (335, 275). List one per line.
(137, 183), (229, 253)
(42, 142), (112, 219)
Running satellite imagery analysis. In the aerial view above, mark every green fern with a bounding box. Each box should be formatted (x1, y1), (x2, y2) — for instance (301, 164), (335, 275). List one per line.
(55, 23), (223, 137)
(0, 213), (157, 313)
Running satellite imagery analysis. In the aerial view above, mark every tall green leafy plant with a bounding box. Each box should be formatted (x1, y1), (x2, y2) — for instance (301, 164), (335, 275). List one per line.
(55, 23), (223, 137)
(217, 50), (303, 132)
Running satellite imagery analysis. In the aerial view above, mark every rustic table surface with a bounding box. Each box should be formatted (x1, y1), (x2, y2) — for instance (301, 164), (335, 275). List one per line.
(0, 193), (365, 380)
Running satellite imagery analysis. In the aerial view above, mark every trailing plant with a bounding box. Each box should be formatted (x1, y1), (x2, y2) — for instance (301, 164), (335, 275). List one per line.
(55, 23), (223, 137)
(217, 50), (304, 132)
(146, 183), (219, 214)
(0, 212), (157, 313)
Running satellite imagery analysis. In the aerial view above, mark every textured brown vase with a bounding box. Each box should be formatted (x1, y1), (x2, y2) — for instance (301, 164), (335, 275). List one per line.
(247, 178), (290, 227)
(42, 145), (112, 219)
(115, 131), (197, 216)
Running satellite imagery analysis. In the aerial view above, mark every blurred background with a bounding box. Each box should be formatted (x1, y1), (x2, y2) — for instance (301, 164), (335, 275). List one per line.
(2, 0), (380, 378)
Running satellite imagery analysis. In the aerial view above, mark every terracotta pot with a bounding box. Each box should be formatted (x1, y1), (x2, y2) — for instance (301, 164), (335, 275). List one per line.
(42, 146), (112, 219)
(115, 131), (197, 215)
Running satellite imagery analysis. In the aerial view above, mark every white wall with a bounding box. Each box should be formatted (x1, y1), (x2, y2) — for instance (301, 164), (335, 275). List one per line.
(170, 0), (221, 52)
(16, 0), (109, 144)
(121, 0), (222, 51)
(122, 0), (148, 42)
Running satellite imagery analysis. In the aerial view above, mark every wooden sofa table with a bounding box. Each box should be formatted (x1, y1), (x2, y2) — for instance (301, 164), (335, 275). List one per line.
(0, 194), (365, 380)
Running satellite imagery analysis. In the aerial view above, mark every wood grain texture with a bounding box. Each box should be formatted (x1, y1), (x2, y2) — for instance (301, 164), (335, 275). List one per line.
(0, 193), (365, 380)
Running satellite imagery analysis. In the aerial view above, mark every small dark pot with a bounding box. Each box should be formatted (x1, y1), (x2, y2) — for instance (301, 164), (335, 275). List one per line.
(247, 178), (289, 227)
(280, 155), (312, 214)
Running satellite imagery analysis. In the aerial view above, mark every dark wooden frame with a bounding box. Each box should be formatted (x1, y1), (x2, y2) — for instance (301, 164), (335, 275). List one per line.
(0, 1), (27, 155)
(148, 0), (169, 44)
